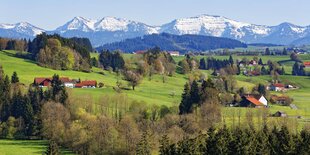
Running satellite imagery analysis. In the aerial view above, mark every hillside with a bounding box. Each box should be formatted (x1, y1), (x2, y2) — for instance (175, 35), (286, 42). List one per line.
(96, 33), (247, 53)
(1, 50), (310, 113)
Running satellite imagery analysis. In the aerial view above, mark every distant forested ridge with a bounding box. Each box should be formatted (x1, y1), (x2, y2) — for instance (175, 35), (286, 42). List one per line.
(96, 33), (247, 53)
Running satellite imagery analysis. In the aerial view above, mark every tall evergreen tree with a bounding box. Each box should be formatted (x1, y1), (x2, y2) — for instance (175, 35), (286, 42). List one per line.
(45, 140), (61, 155)
(11, 71), (19, 83)
(229, 55), (234, 65)
(258, 58), (263, 65)
(136, 131), (151, 155)
(199, 58), (207, 70)
(257, 83), (266, 96)
(179, 82), (191, 115)
(189, 80), (200, 106)
(159, 134), (171, 155)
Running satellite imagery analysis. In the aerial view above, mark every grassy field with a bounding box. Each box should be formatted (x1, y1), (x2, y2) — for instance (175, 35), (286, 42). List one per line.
(0, 140), (46, 155)
(0, 140), (74, 155)
(1, 50), (310, 154)
(1, 50), (310, 115)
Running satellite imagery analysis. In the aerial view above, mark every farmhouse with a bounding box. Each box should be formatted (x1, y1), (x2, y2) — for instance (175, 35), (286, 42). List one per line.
(270, 95), (292, 105)
(168, 51), (180, 56)
(304, 62), (310, 68)
(34, 77), (97, 88)
(34, 77), (74, 87)
(269, 83), (285, 91)
(75, 80), (97, 88)
(239, 94), (268, 108)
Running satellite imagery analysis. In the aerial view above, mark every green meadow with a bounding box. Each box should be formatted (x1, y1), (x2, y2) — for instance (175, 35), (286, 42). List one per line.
(0, 140), (74, 155)
(1, 50), (310, 153)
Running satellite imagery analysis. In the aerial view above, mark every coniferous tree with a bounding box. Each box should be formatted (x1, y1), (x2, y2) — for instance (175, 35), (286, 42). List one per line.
(258, 58), (263, 65)
(257, 83), (266, 96)
(136, 131), (151, 155)
(283, 48), (288, 55)
(292, 62), (300, 76)
(298, 128), (310, 154)
(199, 58), (207, 70)
(0, 75), (11, 121)
(277, 126), (296, 154)
(45, 140), (61, 155)
(265, 48), (271, 55)
(189, 80), (200, 106)
(11, 71), (19, 83)
(159, 134), (171, 155)
(179, 82), (191, 114)
(229, 55), (234, 65)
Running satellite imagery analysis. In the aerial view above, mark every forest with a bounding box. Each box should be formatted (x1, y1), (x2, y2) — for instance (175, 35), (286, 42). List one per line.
(97, 33), (248, 53)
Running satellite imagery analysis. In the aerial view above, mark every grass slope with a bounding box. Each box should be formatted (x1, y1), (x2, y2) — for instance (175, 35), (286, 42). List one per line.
(1, 50), (309, 117)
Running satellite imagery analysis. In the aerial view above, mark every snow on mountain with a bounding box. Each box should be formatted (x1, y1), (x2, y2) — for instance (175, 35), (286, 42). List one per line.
(160, 15), (251, 38)
(55, 16), (158, 33)
(1, 14), (310, 46)
(52, 16), (160, 46)
(0, 22), (44, 37)
(55, 16), (95, 32)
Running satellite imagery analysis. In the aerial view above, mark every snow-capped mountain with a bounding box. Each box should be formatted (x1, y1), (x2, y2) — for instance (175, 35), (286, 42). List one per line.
(0, 22), (44, 39)
(52, 16), (159, 46)
(1, 14), (310, 46)
(159, 15), (310, 45)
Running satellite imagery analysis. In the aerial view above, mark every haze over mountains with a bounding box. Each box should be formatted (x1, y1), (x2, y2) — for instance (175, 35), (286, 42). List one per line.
(1, 14), (310, 47)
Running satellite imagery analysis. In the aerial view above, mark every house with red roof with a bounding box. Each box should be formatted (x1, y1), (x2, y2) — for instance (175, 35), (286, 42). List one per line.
(75, 80), (97, 88)
(269, 83), (285, 91)
(34, 77), (74, 88)
(239, 94), (268, 108)
(304, 62), (310, 68)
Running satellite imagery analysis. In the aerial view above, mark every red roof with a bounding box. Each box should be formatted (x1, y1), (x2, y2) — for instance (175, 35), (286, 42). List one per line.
(60, 77), (71, 83)
(304, 62), (310, 66)
(273, 83), (285, 88)
(34, 78), (51, 84)
(75, 83), (84, 88)
(134, 50), (146, 54)
(81, 80), (97, 86)
(246, 97), (263, 106)
(34, 77), (72, 85)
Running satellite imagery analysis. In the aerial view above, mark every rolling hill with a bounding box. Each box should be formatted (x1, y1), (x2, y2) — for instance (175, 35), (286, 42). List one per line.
(96, 33), (247, 53)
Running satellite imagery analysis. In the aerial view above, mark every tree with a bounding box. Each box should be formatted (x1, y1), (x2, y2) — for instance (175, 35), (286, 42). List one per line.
(265, 48), (271, 55)
(11, 71), (19, 83)
(283, 48), (288, 55)
(292, 62), (300, 76)
(179, 82), (191, 115)
(257, 83), (266, 96)
(189, 80), (200, 106)
(136, 131), (151, 155)
(199, 58), (207, 70)
(48, 74), (68, 104)
(159, 134), (171, 155)
(179, 59), (190, 74)
(229, 55), (234, 65)
(45, 140), (61, 155)
(258, 58), (263, 65)
(122, 70), (142, 90)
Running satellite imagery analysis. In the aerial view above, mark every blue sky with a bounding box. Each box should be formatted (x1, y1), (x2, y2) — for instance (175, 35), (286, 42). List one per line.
(1, 0), (309, 30)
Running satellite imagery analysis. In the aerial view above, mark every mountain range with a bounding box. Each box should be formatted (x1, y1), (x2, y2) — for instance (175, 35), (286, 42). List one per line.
(1, 15), (310, 47)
